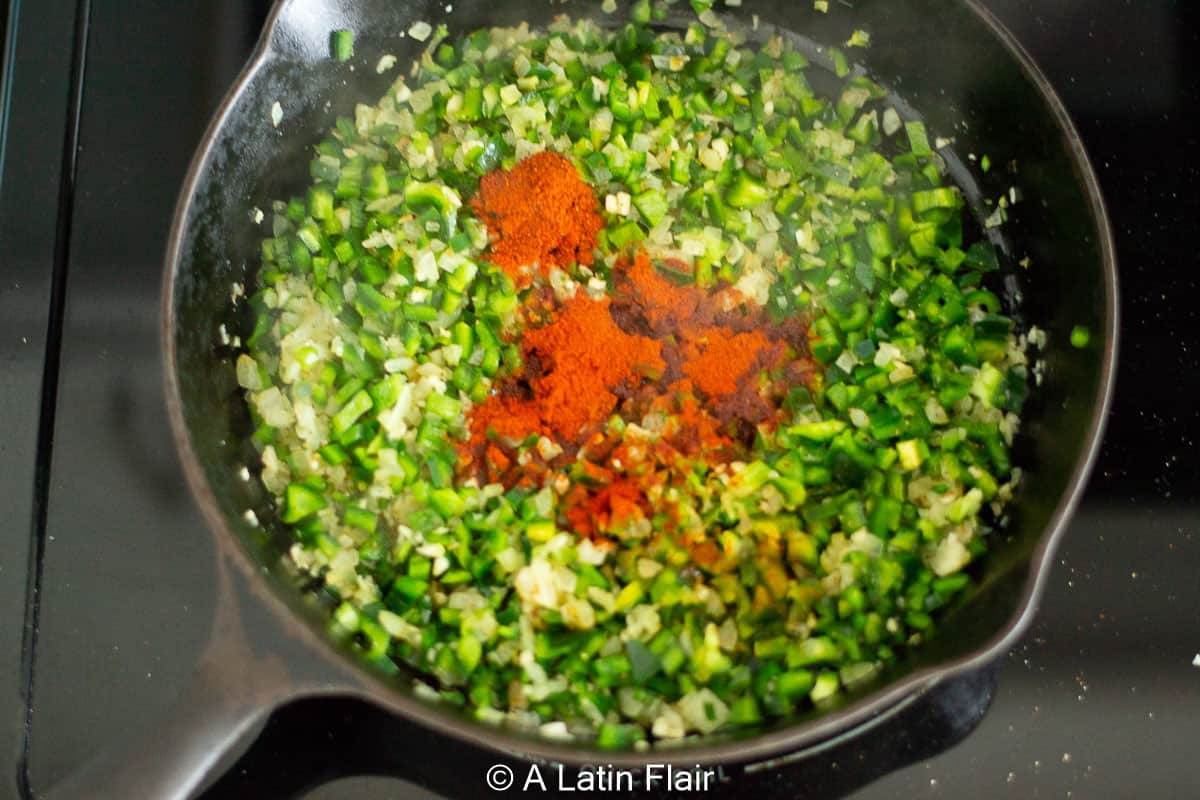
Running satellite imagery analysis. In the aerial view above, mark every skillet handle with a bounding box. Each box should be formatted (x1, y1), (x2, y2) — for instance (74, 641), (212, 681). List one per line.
(40, 652), (282, 800)
(39, 552), (361, 800)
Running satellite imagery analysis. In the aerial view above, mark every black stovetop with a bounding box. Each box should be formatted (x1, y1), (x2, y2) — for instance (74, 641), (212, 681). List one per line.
(2, 1), (1198, 798)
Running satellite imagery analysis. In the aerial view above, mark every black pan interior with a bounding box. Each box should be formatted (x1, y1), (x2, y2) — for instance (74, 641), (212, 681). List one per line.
(168, 0), (1113, 759)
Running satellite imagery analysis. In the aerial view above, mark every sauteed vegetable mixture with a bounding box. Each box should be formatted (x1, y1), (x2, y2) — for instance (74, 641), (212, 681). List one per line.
(237, 3), (1030, 745)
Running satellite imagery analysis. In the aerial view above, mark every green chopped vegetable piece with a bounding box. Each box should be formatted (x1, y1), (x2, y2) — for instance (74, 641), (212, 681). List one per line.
(391, 575), (429, 603)
(283, 482), (326, 523)
(332, 389), (373, 435)
(344, 506), (377, 532)
(829, 47), (850, 78)
(430, 488), (466, 518)
(625, 640), (662, 683)
(810, 671), (841, 703)
(789, 420), (847, 441)
(912, 187), (959, 214)
(905, 120), (932, 157)
(633, 189), (669, 227)
(777, 670), (816, 700)
(725, 173), (770, 209)
(405, 181), (459, 214)
(330, 29), (354, 62)
(787, 637), (842, 668)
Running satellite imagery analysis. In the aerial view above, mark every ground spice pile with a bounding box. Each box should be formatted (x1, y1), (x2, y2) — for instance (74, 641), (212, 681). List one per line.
(458, 153), (814, 543)
(615, 250), (790, 425)
(460, 249), (813, 489)
(470, 151), (603, 288)
(464, 292), (664, 453)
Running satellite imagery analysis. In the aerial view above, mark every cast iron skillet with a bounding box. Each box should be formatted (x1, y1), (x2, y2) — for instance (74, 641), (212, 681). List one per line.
(50, 0), (1118, 796)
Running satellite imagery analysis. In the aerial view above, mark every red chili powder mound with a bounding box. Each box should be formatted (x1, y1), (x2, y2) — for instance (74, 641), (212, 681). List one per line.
(465, 293), (665, 447)
(682, 327), (781, 397)
(622, 250), (784, 399)
(623, 249), (700, 333)
(470, 151), (603, 288)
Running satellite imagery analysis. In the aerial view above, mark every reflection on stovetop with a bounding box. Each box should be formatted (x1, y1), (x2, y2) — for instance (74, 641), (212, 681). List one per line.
(201, 666), (996, 800)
